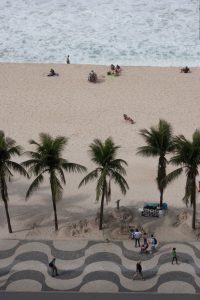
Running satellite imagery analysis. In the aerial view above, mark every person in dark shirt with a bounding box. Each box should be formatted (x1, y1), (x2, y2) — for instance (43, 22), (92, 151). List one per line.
(66, 55), (70, 64)
(49, 258), (58, 277)
(133, 261), (144, 280)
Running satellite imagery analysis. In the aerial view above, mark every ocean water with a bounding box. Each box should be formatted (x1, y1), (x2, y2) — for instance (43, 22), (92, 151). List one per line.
(0, 0), (199, 66)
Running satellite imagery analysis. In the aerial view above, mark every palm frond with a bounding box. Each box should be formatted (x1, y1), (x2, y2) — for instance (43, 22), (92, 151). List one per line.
(182, 176), (193, 207)
(137, 145), (159, 157)
(8, 145), (23, 156)
(162, 168), (183, 186)
(5, 161), (29, 178)
(26, 173), (45, 199)
(56, 167), (66, 185)
(96, 171), (106, 201)
(21, 159), (40, 169)
(79, 169), (99, 188)
(109, 159), (128, 175)
(62, 162), (87, 173)
(109, 170), (129, 195)
(29, 139), (41, 147)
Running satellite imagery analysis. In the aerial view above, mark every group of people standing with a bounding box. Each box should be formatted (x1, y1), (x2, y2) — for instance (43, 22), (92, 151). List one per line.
(129, 228), (157, 254)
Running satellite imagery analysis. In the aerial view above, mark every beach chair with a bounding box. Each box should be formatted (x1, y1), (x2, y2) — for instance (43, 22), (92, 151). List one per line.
(141, 208), (159, 217)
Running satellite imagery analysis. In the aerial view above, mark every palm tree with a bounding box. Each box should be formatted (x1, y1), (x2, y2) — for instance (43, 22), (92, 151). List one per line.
(0, 131), (28, 233)
(137, 119), (174, 206)
(79, 137), (129, 230)
(22, 133), (87, 231)
(164, 130), (200, 230)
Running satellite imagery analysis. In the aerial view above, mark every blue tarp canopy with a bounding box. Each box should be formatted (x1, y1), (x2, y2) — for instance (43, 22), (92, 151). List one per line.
(143, 202), (168, 210)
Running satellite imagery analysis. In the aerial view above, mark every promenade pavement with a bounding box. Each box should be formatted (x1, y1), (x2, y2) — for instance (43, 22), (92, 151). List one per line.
(0, 292), (200, 300)
(0, 239), (200, 294)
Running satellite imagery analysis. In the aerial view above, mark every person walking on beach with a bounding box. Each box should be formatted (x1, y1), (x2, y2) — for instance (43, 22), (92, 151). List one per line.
(66, 55), (70, 64)
(171, 247), (178, 264)
(133, 261), (144, 280)
(49, 258), (58, 277)
(134, 228), (141, 247)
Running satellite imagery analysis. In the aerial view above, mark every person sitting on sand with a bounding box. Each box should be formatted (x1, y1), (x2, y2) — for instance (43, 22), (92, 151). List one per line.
(111, 64), (115, 71)
(114, 65), (121, 76)
(116, 65), (121, 72)
(180, 66), (191, 73)
(107, 64), (116, 75)
(88, 70), (97, 83)
(47, 68), (59, 77)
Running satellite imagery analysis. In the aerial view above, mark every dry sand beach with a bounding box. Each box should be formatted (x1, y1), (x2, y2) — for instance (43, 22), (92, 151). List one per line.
(0, 63), (200, 241)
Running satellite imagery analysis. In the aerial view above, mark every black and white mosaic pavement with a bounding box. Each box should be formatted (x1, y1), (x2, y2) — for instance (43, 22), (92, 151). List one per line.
(0, 240), (199, 293)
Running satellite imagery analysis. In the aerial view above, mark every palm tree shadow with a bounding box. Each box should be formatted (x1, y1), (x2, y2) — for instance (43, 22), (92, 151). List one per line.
(13, 227), (33, 233)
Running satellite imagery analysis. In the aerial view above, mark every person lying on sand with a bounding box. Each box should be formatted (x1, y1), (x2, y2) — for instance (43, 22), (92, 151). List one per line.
(123, 114), (135, 124)
(47, 68), (59, 77)
(180, 66), (191, 73)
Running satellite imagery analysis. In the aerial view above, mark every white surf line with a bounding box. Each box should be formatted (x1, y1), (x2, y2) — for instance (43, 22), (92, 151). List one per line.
(0, 260), (199, 292)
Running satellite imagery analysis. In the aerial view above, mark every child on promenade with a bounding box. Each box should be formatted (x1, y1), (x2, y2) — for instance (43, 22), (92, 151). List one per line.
(171, 247), (178, 264)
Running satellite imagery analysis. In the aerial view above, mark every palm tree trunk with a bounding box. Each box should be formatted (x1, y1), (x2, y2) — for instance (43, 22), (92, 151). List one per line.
(191, 177), (196, 230)
(99, 184), (105, 230)
(3, 200), (12, 233)
(1, 178), (12, 233)
(50, 174), (58, 231)
(160, 188), (164, 207)
(158, 155), (166, 207)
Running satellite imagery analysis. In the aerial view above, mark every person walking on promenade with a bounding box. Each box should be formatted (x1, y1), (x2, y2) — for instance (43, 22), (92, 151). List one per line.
(150, 234), (157, 253)
(49, 258), (58, 277)
(134, 228), (141, 247)
(143, 232), (148, 245)
(133, 261), (144, 280)
(171, 247), (178, 264)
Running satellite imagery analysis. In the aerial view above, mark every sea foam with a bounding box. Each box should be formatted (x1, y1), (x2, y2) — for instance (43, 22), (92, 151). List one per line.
(0, 0), (199, 66)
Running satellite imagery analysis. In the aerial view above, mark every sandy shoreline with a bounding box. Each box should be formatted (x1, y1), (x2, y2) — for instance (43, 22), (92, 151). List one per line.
(0, 63), (200, 241)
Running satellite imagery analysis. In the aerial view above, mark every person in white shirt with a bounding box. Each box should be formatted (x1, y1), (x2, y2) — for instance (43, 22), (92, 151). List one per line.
(134, 228), (141, 247)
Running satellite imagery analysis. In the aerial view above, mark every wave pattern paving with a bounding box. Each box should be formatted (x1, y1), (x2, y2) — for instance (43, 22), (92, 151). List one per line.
(0, 240), (199, 293)
(0, 0), (199, 66)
